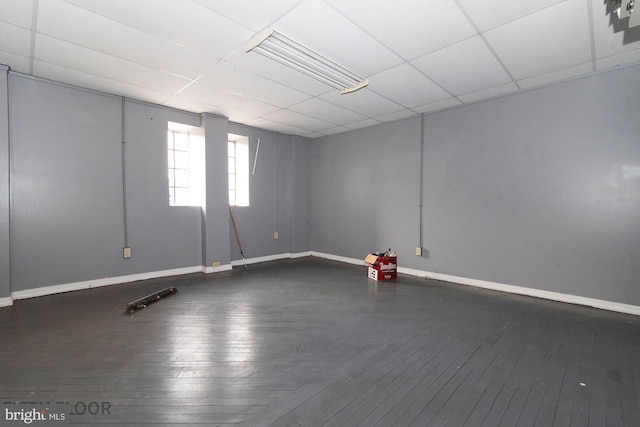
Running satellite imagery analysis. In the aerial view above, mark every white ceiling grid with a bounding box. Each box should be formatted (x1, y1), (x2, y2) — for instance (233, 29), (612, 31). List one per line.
(0, 0), (638, 138)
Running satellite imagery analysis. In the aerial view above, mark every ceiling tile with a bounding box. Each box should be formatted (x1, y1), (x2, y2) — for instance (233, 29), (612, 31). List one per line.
(484, 0), (592, 80)
(162, 95), (226, 117)
(368, 63), (451, 108)
(518, 62), (593, 89)
(198, 61), (311, 108)
(596, 50), (640, 70)
(0, 22), (31, 57)
(37, 0), (215, 79)
(0, 51), (29, 73)
(262, 109), (335, 133)
(322, 126), (352, 136)
(194, 0), (301, 32)
(412, 36), (512, 95)
(305, 132), (327, 138)
(176, 81), (281, 117)
(457, 0), (566, 32)
(0, 0), (632, 139)
(247, 117), (313, 137)
(288, 98), (368, 126)
(274, 0), (402, 76)
(166, 94), (259, 124)
(33, 61), (174, 104)
(226, 49), (335, 97)
(325, 0), (476, 60)
(414, 97), (462, 114)
(320, 89), (404, 118)
(0, 0), (33, 28)
(345, 119), (382, 130)
(35, 34), (192, 94)
(65, 0), (252, 59)
(458, 82), (518, 103)
(376, 109), (417, 123)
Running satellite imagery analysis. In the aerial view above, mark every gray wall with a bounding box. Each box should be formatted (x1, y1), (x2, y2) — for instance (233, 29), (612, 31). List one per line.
(289, 135), (312, 253)
(122, 100), (203, 274)
(9, 75), (124, 291)
(202, 113), (231, 267)
(226, 123), (312, 261)
(9, 77), (209, 292)
(5, 72), (312, 294)
(311, 117), (421, 258)
(0, 66), (9, 298)
(6, 60), (636, 308)
(312, 64), (640, 306)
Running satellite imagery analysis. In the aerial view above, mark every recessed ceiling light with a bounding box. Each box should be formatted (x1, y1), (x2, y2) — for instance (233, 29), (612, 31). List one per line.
(246, 28), (369, 95)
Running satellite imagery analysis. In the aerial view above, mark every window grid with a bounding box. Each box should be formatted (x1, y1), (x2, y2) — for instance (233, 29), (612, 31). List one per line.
(228, 140), (236, 206)
(168, 130), (189, 206)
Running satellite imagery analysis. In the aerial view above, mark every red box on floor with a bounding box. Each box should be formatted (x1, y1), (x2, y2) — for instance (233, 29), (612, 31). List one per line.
(364, 254), (397, 281)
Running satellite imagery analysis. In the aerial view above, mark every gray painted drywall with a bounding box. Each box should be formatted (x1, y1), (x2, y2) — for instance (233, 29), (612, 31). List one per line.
(420, 66), (640, 305)
(0, 66), (9, 298)
(289, 135), (312, 253)
(6, 72), (310, 294)
(312, 65), (640, 306)
(312, 118), (421, 259)
(8, 75), (219, 292)
(227, 124), (278, 261)
(202, 113), (231, 267)
(9, 75), (124, 291)
(227, 123), (312, 261)
(122, 100), (203, 273)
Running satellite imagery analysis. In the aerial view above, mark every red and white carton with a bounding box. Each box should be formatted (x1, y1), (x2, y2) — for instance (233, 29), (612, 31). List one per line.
(364, 254), (397, 281)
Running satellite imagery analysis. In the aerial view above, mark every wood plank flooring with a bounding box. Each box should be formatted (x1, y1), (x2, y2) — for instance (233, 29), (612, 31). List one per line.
(0, 257), (638, 426)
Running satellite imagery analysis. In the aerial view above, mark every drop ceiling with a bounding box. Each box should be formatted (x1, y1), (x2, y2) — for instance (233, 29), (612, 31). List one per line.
(1, 0), (639, 138)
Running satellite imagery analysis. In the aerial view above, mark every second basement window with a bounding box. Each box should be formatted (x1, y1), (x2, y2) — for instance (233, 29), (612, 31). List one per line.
(228, 134), (249, 206)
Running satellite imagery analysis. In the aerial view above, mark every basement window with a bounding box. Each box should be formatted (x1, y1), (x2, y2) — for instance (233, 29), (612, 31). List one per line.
(228, 133), (249, 206)
(168, 122), (204, 206)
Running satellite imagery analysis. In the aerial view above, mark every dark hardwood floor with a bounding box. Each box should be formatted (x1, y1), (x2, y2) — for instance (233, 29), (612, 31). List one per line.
(1, 257), (638, 426)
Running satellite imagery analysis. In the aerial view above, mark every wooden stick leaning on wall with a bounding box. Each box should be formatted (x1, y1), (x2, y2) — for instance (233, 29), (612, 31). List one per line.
(229, 205), (247, 269)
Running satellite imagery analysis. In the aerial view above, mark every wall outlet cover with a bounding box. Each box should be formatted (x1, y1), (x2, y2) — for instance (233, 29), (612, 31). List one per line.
(211, 261), (221, 267)
(415, 246), (422, 256)
(274, 231), (279, 240)
(123, 247), (132, 258)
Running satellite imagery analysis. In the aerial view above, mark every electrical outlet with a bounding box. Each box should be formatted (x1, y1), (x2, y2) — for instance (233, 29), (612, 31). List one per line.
(415, 246), (422, 256)
(273, 231), (279, 240)
(123, 247), (132, 258)
(211, 261), (221, 267)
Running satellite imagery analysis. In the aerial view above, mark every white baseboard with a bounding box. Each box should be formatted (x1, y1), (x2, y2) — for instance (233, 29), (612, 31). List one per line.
(311, 252), (640, 317)
(7, 253), (639, 317)
(11, 266), (205, 301)
(203, 264), (233, 274)
(310, 251), (363, 266)
(230, 252), (312, 267)
(403, 268), (640, 317)
(290, 251), (313, 259)
(6, 253), (313, 302)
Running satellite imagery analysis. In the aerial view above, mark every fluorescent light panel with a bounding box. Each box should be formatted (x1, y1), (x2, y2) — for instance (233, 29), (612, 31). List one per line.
(246, 28), (368, 94)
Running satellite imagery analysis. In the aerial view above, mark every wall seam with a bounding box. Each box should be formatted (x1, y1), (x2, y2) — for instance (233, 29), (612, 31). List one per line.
(121, 97), (129, 250)
(5, 67), (13, 300)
